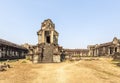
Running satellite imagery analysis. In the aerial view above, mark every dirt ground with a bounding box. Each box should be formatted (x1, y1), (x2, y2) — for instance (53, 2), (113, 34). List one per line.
(0, 57), (120, 83)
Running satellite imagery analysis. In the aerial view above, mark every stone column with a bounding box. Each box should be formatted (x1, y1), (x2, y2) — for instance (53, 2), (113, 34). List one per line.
(6, 47), (9, 57)
(8, 48), (10, 57)
(12, 50), (15, 56)
(18, 51), (21, 57)
(2, 47), (6, 58)
(92, 50), (94, 56)
(51, 31), (54, 43)
(113, 47), (115, 54)
(10, 49), (12, 56)
(22, 51), (25, 57)
(14, 51), (16, 56)
(38, 34), (42, 44)
(4, 47), (7, 57)
(117, 47), (120, 52)
(108, 48), (110, 55)
(56, 35), (58, 44)
(96, 49), (99, 56)
(93, 49), (96, 56)
(16, 51), (18, 56)
(42, 31), (45, 43)
(6, 49), (9, 57)
(0, 46), (2, 58)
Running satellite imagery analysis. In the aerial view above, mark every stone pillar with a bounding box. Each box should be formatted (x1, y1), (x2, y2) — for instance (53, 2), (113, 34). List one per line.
(117, 47), (120, 52)
(96, 49), (99, 56)
(14, 51), (16, 56)
(92, 50), (94, 56)
(108, 48), (110, 55)
(2, 47), (6, 58)
(113, 47), (115, 53)
(93, 49), (96, 56)
(95, 49), (97, 56)
(42, 31), (45, 43)
(10, 49), (12, 56)
(4, 47), (6, 57)
(12, 50), (15, 56)
(8, 48), (10, 57)
(51, 31), (54, 43)
(18, 50), (20, 57)
(88, 50), (91, 56)
(103, 47), (106, 54)
(38, 34), (42, 44)
(21, 51), (23, 57)
(0, 46), (2, 58)
(94, 50), (95, 56)
(6, 49), (9, 57)
(6, 47), (9, 57)
(56, 35), (58, 44)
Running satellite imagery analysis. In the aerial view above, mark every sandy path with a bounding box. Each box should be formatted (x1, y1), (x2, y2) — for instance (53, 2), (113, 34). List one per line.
(33, 58), (120, 83)
(0, 58), (120, 83)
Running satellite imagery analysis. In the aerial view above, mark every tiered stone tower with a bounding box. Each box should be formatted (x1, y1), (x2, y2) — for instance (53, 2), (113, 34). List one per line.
(32, 19), (62, 63)
(37, 19), (58, 45)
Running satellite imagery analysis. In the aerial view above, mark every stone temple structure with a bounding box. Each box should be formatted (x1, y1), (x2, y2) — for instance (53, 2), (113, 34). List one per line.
(24, 19), (63, 63)
(22, 19), (120, 62)
(88, 37), (120, 57)
(0, 39), (28, 60)
(37, 19), (58, 45)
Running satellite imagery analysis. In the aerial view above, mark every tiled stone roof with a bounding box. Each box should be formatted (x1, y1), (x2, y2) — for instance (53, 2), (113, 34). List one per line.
(0, 38), (27, 50)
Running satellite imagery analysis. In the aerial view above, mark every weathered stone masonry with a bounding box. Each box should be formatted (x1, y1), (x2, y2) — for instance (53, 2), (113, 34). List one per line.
(23, 19), (120, 62)
(88, 37), (120, 56)
(0, 39), (28, 60)
(2, 19), (120, 62)
(23, 19), (64, 63)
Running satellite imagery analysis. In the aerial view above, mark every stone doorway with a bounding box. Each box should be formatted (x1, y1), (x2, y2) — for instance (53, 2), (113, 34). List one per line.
(46, 36), (50, 43)
(110, 47), (113, 55)
(115, 47), (117, 52)
(45, 31), (51, 44)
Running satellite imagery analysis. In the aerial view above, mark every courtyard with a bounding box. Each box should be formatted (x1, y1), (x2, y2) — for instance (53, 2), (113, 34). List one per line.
(0, 57), (120, 83)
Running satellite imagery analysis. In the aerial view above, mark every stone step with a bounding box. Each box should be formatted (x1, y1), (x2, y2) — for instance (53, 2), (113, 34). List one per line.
(40, 44), (54, 62)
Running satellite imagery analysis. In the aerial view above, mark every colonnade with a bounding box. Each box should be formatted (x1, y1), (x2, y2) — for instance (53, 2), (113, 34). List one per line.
(0, 45), (27, 60)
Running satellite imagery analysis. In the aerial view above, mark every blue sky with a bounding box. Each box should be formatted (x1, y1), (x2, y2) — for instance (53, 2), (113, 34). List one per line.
(0, 0), (120, 48)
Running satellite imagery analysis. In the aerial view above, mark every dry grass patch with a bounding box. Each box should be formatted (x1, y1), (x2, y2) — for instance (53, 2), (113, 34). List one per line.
(0, 59), (39, 83)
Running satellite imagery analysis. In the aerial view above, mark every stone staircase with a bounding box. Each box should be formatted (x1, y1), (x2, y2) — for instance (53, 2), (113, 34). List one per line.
(41, 44), (54, 62)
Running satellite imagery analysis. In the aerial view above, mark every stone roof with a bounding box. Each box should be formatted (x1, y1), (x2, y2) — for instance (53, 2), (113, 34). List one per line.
(0, 38), (27, 50)
(37, 19), (58, 35)
(98, 42), (113, 48)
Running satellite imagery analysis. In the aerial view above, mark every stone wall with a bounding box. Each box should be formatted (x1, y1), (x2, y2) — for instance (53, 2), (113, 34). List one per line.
(53, 55), (60, 62)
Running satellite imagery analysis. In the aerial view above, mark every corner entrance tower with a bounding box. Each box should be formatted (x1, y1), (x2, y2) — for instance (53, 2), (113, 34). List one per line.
(32, 19), (62, 63)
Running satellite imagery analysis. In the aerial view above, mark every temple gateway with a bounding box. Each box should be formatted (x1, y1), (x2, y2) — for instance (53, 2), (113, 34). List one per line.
(24, 19), (64, 63)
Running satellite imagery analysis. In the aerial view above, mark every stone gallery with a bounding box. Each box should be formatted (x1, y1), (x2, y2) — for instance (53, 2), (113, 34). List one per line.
(88, 37), (120, 57)
(0, 39), (28, 60)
